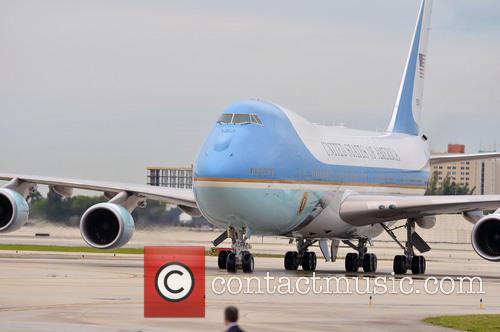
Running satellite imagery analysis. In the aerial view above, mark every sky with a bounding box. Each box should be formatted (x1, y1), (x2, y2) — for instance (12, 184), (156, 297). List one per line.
(1, 0), (499, 186)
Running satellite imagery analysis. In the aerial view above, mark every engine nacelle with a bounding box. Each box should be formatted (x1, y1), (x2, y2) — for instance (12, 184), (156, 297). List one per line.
(471, 214), (500, 261)
(80, 203), (135, 249)
(0, 188), (29, 233)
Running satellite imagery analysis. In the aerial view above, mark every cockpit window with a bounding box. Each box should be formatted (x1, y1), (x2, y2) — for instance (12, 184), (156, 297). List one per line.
(232, 113), (251, 124)
(250, 114), (262, 125)
(216, 113), (263, 125)
(217, 113), (233, 124)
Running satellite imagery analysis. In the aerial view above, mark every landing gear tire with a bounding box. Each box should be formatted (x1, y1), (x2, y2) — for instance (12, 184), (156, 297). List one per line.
(218, 250), (229, 269)
(242, 252), (254, 273)
(301, 252), (317, 271)
(226, 252), (237, 273)
(363, 253), (377, 273)
(284, 251), (299, 270)
(345, 252), (359, 273)
(411, 255), (426, 275)
(393, 255), (407, 274)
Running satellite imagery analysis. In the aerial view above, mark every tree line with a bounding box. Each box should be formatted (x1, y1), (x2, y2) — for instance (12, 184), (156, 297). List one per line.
(425, 171), (475, 196)
(28, 187), (209, 228)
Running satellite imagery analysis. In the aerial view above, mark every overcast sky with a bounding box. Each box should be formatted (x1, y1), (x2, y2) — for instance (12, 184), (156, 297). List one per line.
(1, 0), (499, 185)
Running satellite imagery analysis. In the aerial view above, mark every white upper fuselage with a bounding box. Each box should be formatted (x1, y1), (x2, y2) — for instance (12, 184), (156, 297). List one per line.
(281, 105), (430, 194)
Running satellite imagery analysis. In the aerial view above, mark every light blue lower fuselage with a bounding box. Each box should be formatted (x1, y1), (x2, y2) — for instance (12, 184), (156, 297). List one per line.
(193, 100), (429, 239)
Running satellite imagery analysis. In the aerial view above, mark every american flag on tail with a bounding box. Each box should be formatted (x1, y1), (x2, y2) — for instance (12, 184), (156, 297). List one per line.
(418, 53), (426, 79)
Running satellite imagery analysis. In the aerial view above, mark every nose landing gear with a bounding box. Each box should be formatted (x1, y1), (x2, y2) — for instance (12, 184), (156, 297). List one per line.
(216, 226), (254, 273)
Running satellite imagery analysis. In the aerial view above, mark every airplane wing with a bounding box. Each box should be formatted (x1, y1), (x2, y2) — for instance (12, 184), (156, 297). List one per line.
(339, 194), (500, 226)
(430, 152), (500, 164)
(0, 173), (197, 208)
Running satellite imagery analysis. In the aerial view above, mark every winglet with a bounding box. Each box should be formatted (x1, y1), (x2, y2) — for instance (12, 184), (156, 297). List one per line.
(387, 0), (433, 135)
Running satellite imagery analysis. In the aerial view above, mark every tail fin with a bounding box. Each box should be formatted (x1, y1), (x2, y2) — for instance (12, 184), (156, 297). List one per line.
(387, 0), (433, 135)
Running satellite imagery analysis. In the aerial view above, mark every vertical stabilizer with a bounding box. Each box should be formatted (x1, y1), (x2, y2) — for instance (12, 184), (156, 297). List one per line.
(387, 0), (433, 135)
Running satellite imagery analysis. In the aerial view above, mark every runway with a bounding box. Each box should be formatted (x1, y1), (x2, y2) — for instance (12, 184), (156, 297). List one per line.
(0, 248), (499, 332)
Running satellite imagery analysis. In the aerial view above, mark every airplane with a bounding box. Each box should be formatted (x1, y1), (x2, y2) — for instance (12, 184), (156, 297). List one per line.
(1, 0), (500, 275)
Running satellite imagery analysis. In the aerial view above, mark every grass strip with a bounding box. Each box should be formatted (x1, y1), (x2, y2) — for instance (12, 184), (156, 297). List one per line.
(424, 314), (500, 332)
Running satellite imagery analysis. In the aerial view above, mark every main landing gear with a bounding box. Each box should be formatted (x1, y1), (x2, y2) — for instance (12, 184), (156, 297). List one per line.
(284, 239), (318, 271)
(343, 238), (378, 273)
(382, 218), (430, 275)
(216, 227), (254, 273)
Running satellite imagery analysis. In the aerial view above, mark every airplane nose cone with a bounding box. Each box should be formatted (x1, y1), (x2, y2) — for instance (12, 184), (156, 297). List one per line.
(194, 147), (236, 179)
(194, 128), (240, 179)
(213, 132), (233, 151)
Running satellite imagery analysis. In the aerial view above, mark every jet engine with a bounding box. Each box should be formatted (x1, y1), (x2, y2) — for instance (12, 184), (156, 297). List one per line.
(80, 203), (135, 249)
(0, 188), (29, 233)
(471, 214), (500, 261)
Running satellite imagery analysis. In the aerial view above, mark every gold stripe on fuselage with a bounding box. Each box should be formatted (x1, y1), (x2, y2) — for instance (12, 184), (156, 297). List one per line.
(193, 177), (426, 190)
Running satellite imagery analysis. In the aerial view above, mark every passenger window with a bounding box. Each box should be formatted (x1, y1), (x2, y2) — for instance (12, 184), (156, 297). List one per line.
(232, 114), (251, 124)
(217, 113), (233, 124)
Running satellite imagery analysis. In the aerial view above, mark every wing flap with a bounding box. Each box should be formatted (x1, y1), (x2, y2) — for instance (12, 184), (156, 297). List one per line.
(340, 194), (500, 226)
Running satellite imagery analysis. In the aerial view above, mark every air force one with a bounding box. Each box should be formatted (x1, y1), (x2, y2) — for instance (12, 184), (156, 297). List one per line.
(1, 0), (500, 274)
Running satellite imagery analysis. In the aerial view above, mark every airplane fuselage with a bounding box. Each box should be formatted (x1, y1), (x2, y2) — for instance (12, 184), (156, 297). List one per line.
(193, 99), (430, 240)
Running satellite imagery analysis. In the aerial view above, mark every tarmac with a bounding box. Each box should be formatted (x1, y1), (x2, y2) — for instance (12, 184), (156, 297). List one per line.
(0, 224), (499, 331)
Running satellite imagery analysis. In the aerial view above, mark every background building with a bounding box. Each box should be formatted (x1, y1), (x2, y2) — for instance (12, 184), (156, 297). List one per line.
(431, 144), (500, 195)
(147, 166), (193, 189)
